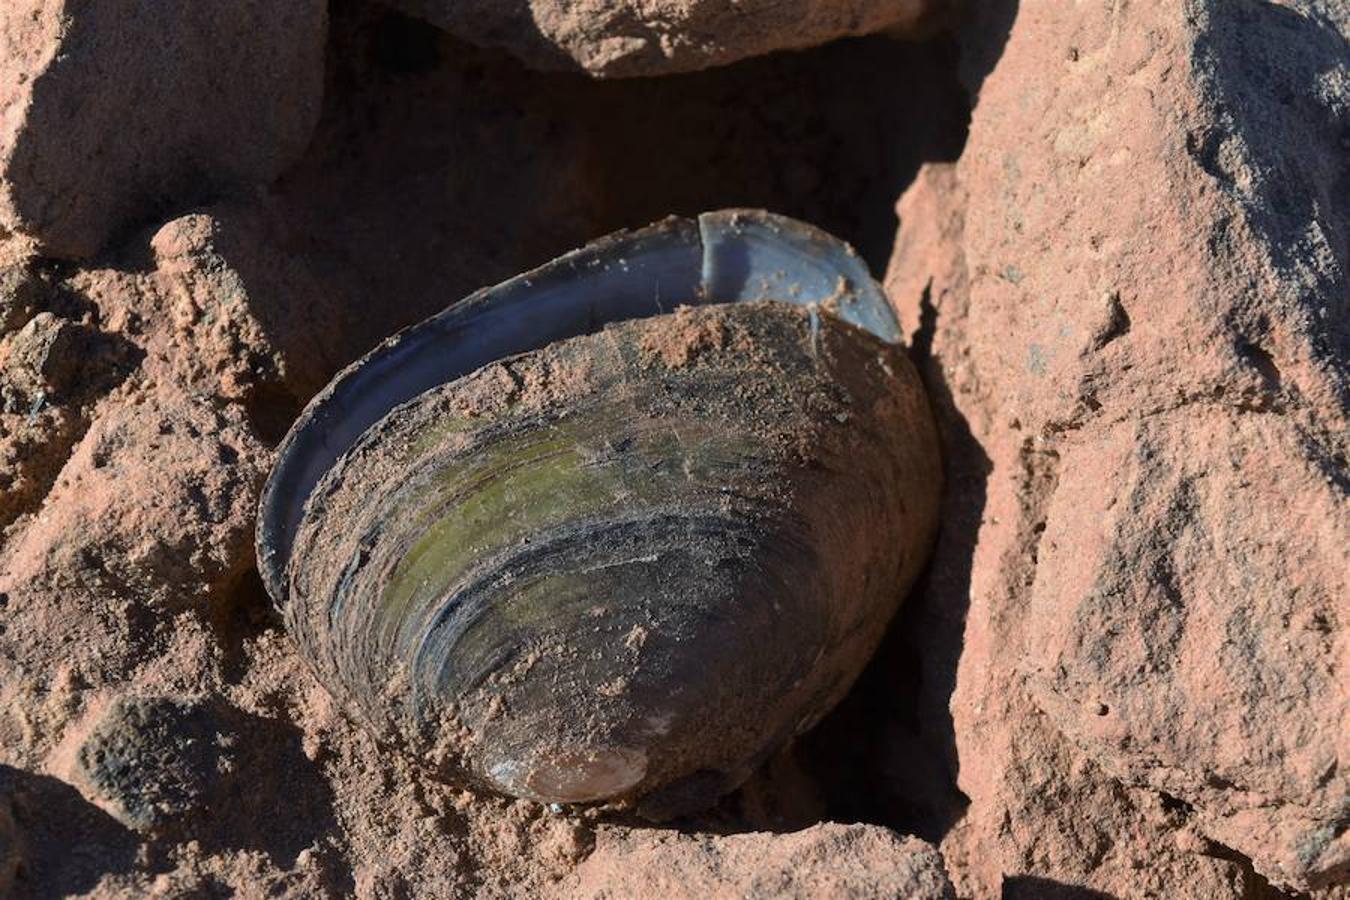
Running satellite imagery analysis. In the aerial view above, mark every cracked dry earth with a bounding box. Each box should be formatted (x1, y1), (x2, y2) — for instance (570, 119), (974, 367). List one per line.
(0, 0), (1346, 898)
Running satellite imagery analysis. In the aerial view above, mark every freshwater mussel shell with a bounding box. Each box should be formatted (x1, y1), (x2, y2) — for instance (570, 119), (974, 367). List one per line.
(258, 211), (942, 813)
(257, 210), (900, 603)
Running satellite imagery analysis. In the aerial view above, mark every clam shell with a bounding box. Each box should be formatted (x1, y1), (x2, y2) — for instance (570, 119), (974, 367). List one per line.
(257, 210), (899, 603)
(257, 211), (939, 813)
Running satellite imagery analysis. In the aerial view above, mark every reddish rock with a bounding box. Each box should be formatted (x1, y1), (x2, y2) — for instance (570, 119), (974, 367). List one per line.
(0, 0), (326, 259)
(1026, 408), (1347, 890)
(887, 0), (1348, 893)
(388, 0), (945, 78)
(566, 823), (954, 899)
(0, 387), (268, 618)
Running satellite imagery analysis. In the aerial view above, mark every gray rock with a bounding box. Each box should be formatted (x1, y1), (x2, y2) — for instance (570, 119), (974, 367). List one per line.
(1, 311), (138, 410)
(0, 266), (45, 334)
(7, 313), (85, 398)
(72, 696), (233, 833)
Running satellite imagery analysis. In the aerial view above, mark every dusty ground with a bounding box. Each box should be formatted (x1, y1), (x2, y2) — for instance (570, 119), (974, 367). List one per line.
(0, 0), (1346, 897)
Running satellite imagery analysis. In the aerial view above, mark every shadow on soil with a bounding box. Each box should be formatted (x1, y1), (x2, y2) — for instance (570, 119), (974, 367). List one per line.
(0, 764), (141, 899)
(789, 283), (991, 841)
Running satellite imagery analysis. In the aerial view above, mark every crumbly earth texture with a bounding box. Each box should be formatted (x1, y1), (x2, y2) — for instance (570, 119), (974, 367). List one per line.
(0, 0), (1345, 898)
